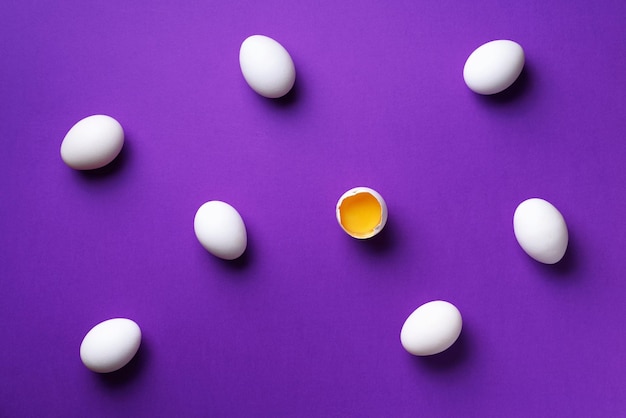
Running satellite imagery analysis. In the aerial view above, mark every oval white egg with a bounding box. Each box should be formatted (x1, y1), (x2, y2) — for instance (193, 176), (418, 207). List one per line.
(60, 115), (125, 170)
(336, 187), (388, 239)
(194, 201), (247, 260)
(463, 39), (525, 95)
(400, 300), (462, 356)
(239, 34), (296, 98)
(513, 198), (568, 264)
(80, 318), (141, 373)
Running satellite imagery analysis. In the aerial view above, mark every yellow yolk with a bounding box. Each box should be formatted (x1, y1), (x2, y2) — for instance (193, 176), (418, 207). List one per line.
(338, 192), (382, 237)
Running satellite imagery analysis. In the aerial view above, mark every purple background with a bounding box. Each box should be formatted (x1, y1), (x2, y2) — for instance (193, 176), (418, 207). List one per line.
(1, 0), (625, 416)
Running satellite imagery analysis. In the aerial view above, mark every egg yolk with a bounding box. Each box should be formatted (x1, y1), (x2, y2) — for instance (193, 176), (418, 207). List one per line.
(338, 192), (382, 238)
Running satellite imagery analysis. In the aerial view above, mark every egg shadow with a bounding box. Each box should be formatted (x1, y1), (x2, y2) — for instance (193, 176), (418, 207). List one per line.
(477, 63), (533, 105)
(218, 240), (253, 271)
(77, 137), (132, 181)
(97, 339), (149, 389)
(534, 231), (579, 280)
(263, 76), (301, 108)
(197, 233), (254, 275)
(358, 216), (398, 256)
(412, 328), (471, 373)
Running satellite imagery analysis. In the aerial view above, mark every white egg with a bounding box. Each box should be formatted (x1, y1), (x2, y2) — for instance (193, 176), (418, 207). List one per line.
(513, 198), (568, 264)
(60, 115), (124, 170)
(463, 40), (525, 95)
(336, 187), (388, 239)
(400, 300), (462, 356)
(80, 318), (141, 373)
(194, 201), (247, 260)
(239, 35), (296, 98)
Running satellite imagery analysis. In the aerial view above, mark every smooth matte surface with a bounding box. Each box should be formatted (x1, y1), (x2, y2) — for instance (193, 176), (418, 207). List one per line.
(1, 1), (625, 416)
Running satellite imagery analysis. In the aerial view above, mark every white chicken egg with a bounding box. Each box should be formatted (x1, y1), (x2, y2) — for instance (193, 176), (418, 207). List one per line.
(239, 34), (296, 98)
(336, 187), (388, 239)
(463, 39), (525, 95)
(194, 201), (248, 260)
(400, 300), (463, 356)
(60, 115), (124, 170)
(80, 318), (142, 373)
(513, 198), (568, 264)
